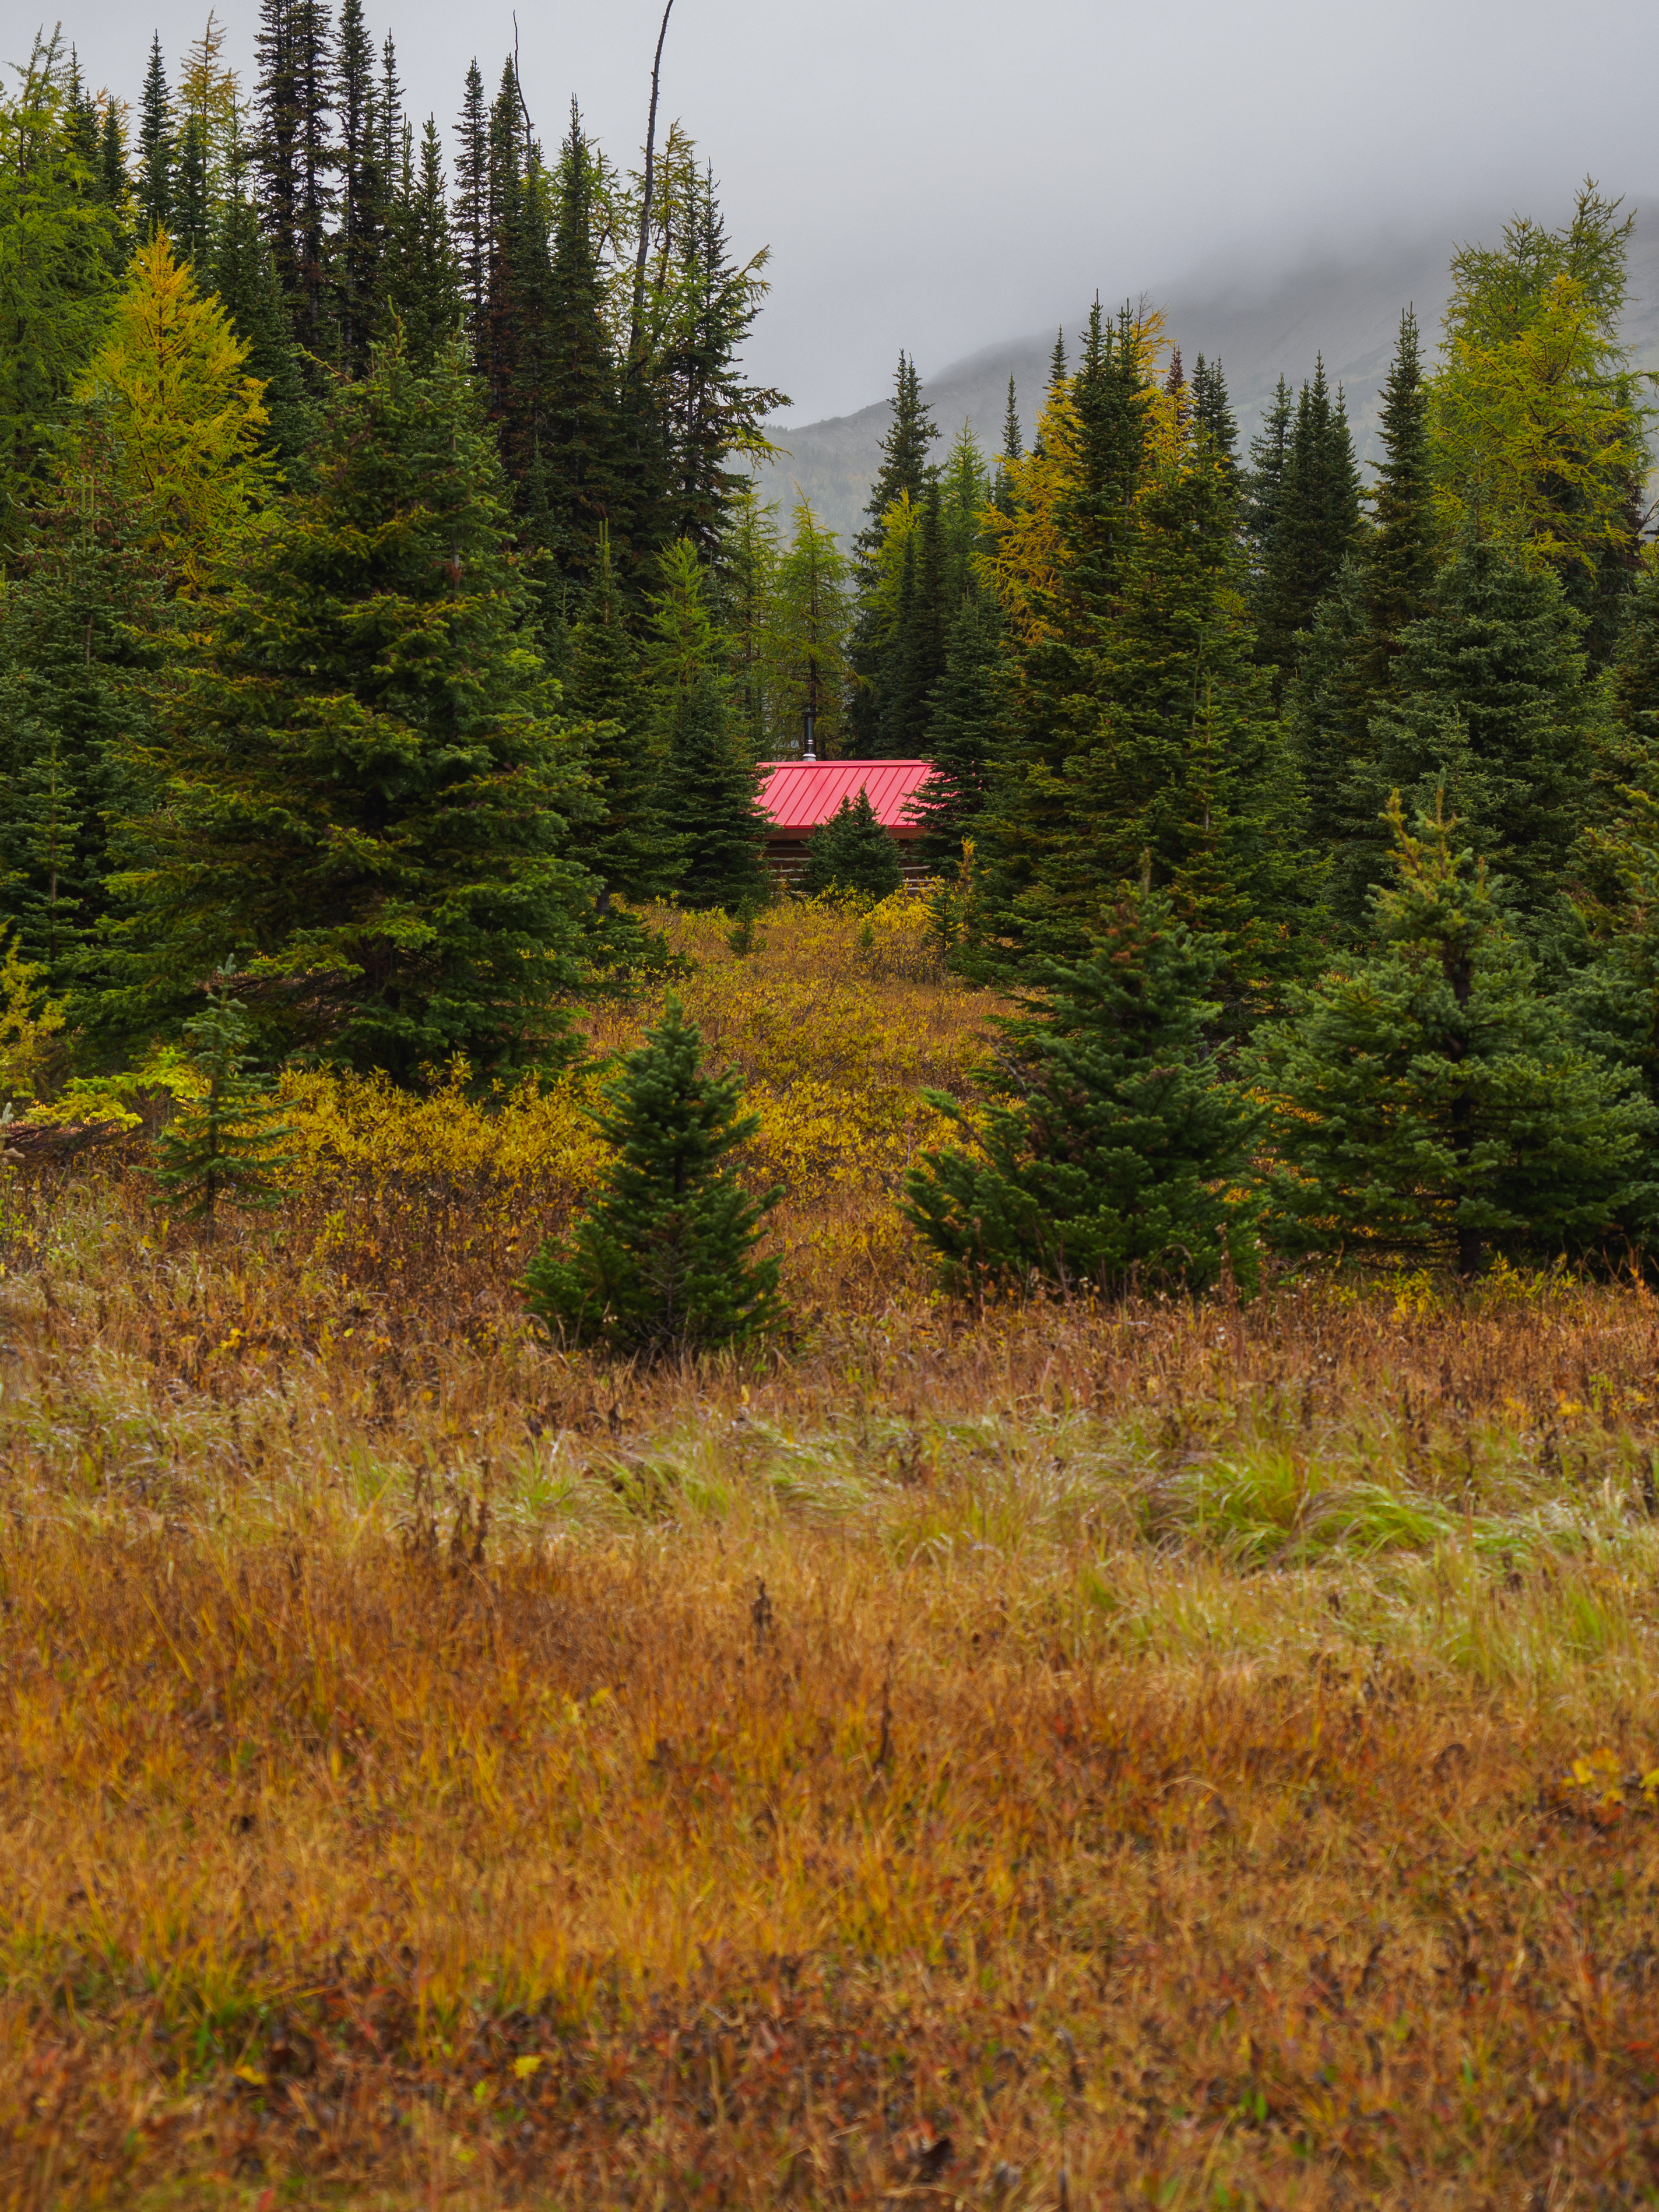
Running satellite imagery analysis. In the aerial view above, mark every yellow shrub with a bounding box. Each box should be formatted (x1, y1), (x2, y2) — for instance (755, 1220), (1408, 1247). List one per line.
(263, 901), (993, 1298)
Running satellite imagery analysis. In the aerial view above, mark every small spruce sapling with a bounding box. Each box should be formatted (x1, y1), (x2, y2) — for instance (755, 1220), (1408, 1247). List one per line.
(154, 971), (295, 1237)
(523, 997), (783, 1353)
(800, 790), (903, 902)
(904, 887), (1259, 1296)
(1248, 795), (1657, 1275)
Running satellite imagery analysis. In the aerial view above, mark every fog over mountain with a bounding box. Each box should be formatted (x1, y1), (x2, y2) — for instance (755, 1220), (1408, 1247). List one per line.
(754, 203), (1659, 547)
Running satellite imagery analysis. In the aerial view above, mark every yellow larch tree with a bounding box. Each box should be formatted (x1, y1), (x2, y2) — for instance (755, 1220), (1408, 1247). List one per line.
(62, 228), (275, 592)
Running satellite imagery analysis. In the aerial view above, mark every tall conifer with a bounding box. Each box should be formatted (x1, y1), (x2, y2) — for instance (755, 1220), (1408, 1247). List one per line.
(112, 335), (597, 1073)
(375, 117), (464, 370)
(1253, 360), (1363, 688)
(565, 532), (680, 909)
(136, 34), (173, 238)
(332, 0), (382, 373)
(452, 60), (489, 350)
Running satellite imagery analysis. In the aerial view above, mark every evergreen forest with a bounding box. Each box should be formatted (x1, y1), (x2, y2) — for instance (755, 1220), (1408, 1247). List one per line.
(4, 10), (1659, 1286)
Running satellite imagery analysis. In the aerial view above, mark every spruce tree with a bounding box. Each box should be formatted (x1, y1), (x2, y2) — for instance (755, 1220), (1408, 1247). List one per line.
(904, 888), (1259, 1296)
(1253, 360), (1364, 689)
(848, 351), (940, 752)
(332, 0), (384, 375)
(651, 163), (789, 562)
(1250, 797), (1655, 1275)
(210, 123), (314, 464)
(665, 670), (771, 909)
(1191, 354), (1238, 476)
(136, 34), (174, 238)
(154, 975), (296, 1237)
(98, 103), (128, 217)
(994, 374), (1021, 512)
(252, 0), (335, 355)
(1240, 375), (1292, 611)
(533, 105), (632, 589)
(910, 592), (1006, 873)
(375, 117), (465, 369)
(177, 119), (213, 266)
(111, 334), (597, 1074)
(0, 467), (164, 999)
(800, 790), (903, 901)
(980, 304), (1312, 1017)
(852, 351), (939, 575)
(452, 60), (489, 349)
(523, 996), (783, 1352)
(1291, 309), (1441, 908)
(565, 533), (680, 909)
(1344, 540), (1600, 914)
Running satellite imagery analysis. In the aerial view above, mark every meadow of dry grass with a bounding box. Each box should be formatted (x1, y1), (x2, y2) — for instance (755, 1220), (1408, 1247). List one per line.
(6, 903), (1659, 2210)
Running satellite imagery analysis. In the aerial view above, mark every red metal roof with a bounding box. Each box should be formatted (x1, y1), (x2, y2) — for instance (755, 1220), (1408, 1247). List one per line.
(758, 758), (935, 839)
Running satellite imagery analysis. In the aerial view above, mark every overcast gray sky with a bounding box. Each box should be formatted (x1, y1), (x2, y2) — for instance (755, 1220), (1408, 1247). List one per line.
(33, 0), (1659, 422)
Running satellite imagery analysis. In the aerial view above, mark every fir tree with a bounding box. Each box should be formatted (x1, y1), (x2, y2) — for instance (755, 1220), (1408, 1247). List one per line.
(98, 102), (128, 216)
(800, 789), (902, 901)
(136, 34), (173, 238)
(523, 996), (782, 1353)
(664, 669), (771, 910)
(154, 974), (296, 1237)
(111, 334), (597, 1075)
(1361, 310), (1437, 680)
(1250, 796), (1655, 1275)
(1605, 564), (1659, 792)
(1031, 327), (1067, 460)
(880, 479), (948, 750)
(648, 536), (768, 911)
(904, 888), (1259, 1296)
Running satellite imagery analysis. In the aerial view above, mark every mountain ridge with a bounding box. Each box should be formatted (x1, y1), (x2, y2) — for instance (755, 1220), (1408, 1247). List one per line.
(751, 202), (1659, 544)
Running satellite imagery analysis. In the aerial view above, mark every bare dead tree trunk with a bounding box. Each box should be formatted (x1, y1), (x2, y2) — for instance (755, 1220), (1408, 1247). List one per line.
(627, 0), (676, 381)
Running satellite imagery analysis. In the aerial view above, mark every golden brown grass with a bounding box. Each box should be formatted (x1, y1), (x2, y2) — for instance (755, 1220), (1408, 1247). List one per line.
(6, 905), (1659, 2209)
